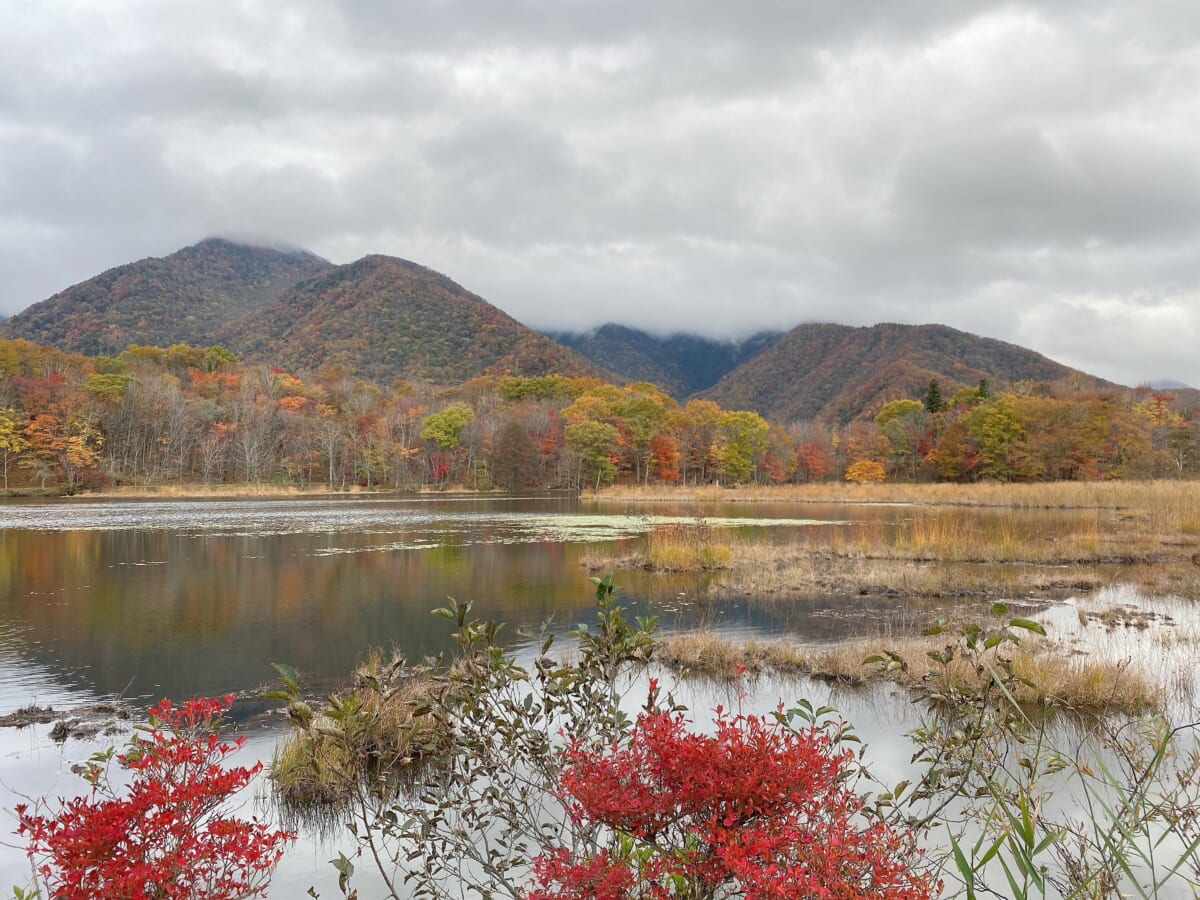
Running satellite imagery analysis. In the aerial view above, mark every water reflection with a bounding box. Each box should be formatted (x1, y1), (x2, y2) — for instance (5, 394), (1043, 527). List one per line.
(0, 496), (862, 703)
(3, 496), (1195, 896)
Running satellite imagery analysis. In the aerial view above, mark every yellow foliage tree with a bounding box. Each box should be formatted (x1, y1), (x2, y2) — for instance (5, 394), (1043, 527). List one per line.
(844, 459), (887, 484)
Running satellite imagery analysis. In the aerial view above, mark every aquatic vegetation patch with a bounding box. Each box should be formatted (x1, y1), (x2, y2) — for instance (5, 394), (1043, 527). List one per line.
(269, 652), (446, 812)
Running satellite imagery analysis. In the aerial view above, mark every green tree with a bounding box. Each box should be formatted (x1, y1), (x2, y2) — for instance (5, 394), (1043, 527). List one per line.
(923, 379), (943, 414)
(875, 400), (925, 481)
(565, 419), (620, 489)
(679, 399), (723, 484)
(874, 399), (924, 429)
(967, 396), (1025, 481)
(713, 410), (769, 483)
(420, 404), (476, 452)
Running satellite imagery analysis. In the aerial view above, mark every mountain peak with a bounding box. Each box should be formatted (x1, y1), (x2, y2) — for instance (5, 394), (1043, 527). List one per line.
(0, 239), (331, 355)
(224, 255), (596, 383)
(551, 324), (781, 397)
(188, 235), (326, 260)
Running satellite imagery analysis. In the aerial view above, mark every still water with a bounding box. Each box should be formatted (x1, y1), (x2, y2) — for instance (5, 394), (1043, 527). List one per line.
(0, 493), (890, 894)
(1, 494), (1191, 896)
(0, 494), (885, 705)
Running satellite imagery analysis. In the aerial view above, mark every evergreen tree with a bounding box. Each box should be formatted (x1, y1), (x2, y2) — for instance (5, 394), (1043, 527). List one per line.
(923, 379), (943, 414)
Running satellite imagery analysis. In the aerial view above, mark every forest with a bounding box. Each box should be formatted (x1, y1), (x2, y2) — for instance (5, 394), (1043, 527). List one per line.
(0, 337), (1197, 494)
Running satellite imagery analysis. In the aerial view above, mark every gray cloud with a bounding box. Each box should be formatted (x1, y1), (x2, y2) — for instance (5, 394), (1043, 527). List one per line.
(2, 1), (1200, 386)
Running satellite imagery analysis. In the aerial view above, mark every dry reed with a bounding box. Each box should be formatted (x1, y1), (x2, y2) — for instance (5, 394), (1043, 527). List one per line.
(584, 481), (1200, 599)
(655, 630), (1162, 715)
(591, 480), (1200, 519)
(271, 656), (444, 808)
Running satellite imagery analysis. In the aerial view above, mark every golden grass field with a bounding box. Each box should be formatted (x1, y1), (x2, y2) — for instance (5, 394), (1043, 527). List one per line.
(590, 479), (1200, 516)
(587, 482), (1200, 715)
(584, 481), (1200, 600)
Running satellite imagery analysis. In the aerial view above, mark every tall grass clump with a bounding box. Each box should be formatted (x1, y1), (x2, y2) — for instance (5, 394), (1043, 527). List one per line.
(657, 626), (1161, 716)
(270, 652), (445, 811)
(644, 522), (734, 570)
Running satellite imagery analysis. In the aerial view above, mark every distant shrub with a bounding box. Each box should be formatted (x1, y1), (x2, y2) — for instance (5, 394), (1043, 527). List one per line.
(844, 458), (887, 484)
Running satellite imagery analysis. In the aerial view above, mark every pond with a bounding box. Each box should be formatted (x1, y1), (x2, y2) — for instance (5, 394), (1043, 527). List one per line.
(0, 494), (1196, 896)
(0, 494), (879, 702)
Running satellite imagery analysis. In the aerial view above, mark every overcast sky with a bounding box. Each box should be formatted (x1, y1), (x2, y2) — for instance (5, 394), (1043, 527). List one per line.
(2, 2), (1199, 386)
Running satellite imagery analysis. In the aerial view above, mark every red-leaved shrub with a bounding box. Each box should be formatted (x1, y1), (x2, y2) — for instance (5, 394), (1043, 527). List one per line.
(16, 695), (293, 900)
(527, 701), (936, 899)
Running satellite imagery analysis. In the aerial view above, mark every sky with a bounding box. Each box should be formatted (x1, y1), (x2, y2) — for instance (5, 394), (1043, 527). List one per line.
(2, 2), (1199, 387)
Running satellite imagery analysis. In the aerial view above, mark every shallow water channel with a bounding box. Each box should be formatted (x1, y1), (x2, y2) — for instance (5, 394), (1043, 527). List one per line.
(0, 494), (1196, 896)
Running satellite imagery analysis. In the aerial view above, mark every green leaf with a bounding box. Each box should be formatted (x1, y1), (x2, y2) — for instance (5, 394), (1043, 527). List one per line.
(949, 831), (977, 900)
(1008, 618), (1047, 636)
(271, 662), (299, 693)
(330, 851), (355, 894)
(990, 602), (1009, 616)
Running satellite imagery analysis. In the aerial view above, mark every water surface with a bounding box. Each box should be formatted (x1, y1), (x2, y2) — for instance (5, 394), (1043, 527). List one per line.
(2, 494), (1195, 897)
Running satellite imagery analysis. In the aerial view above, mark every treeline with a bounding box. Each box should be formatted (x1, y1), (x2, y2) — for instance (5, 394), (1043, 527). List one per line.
(839, 378), (1200, 484)
(0, 338), (777, 492)
(0, 338), (1196, 493)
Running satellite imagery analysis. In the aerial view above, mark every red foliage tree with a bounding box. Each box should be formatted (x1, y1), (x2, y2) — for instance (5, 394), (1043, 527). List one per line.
(795, 439), (834, 481)
(16, 695), (293, 900)
(527, 700), (935, 900)
(650, 433), (681, 484)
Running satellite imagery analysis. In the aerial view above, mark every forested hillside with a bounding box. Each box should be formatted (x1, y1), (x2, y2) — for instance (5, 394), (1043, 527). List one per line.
(2, 240), (1118, 426)
(550, 325), (781, 398)
(703, 322), (1108, 425)
(225, 255), (598, 383)
(0, 238), (330, 354)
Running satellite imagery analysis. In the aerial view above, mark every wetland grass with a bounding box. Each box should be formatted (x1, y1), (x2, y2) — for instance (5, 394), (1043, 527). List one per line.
(592, 479), (1200, 519)
(644, 522), (734, 570)
(271, 654), (444, 810)
(655, 630), (1163, 715)
(584, 481), (1200, 600)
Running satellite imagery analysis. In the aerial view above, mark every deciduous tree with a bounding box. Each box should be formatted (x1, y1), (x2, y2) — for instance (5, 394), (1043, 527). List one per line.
(0, 406), (28, 489)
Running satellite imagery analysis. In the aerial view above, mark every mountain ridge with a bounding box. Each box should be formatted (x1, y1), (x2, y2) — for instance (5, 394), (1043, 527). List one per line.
(1, 238), (1120, 419)
(700, 321), (1114, 424)
(0, 237), (331, 354)
(548, 324), (782, 398)
(224, 254), (599, 383)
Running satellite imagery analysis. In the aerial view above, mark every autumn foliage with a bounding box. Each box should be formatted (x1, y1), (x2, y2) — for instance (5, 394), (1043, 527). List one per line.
(527, 697), (936, 900)
(2, 332), (1199, 492)
(16, 695), (293, 900)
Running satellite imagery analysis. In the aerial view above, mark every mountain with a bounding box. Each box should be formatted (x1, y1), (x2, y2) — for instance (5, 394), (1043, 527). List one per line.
(0, 238), (330, 355)
(702, 322), (1113, 425)
(549, 324), (781, 398)
(225, 255), (598, 383)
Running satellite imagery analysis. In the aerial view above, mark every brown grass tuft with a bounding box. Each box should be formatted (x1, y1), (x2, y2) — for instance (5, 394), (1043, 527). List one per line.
(271, 653), (444, 808)
(655, 630), (1162, 715)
